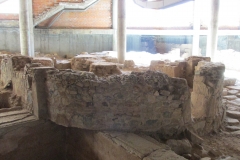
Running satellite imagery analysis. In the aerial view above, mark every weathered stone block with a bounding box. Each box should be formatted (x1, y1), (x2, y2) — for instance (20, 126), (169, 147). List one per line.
(150, 60), (186, 79)
(191, 61), (225, 134)
(90, 62), (122, 77)
(32, 57), (54, 67)
(71, 55), (98, 71)
(186, 56), (210, 88)
(55, 60), (71, 69)
(124, 60), (135, 68)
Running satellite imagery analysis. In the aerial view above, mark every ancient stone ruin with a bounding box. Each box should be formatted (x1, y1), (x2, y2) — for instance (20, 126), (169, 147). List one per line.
(0, 51), (229, 160)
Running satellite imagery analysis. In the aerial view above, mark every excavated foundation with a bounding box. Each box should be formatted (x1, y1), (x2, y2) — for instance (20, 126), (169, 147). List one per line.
(0, 52), (226, 160)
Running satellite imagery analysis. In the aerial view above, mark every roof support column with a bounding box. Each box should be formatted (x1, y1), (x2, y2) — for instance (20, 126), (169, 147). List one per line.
(192, 0), (200, 56)
(19, 0), (34, 57)
(117, 0), (126, 64)
(112, 0), (117, 51)
(206, 0), (220, 60)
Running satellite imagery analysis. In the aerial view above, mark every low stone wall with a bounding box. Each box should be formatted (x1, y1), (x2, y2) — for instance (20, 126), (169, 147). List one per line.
(191, 61), (225, 135)
(46, 70), (191, 136)
(0, 56), (33, 111)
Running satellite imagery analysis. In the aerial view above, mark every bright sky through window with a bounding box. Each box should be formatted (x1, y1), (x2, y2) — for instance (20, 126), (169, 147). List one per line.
(0, 0), (19, 14)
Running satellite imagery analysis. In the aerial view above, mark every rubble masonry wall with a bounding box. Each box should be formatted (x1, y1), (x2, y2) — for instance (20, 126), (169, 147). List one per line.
(46, 70), (191, 136)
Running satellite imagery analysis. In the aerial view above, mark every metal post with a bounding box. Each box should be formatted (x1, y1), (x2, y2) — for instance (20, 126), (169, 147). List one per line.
(192, 0), (200, 56)
(19, 0), (34, 56)
(206, 0), (220, 60)
(117, 0), (126, 64)
(112, 0), (117, 51)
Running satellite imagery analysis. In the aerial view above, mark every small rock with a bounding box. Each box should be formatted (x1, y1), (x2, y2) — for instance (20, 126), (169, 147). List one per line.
(185, 130), (204, 145)
(222, 88), (228, 96)
(208, 148), (222, 157)
(166, 139), (192, 155)
(201, 157), (211, 160)
(192, 144), (208, 158)
(160, 90), (170, 96)
(147, 95), (156, 103)
(154, 91), (159, 96)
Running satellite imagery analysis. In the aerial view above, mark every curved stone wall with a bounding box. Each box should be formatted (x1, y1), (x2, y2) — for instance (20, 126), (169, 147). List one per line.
(46, 70), (191, 136)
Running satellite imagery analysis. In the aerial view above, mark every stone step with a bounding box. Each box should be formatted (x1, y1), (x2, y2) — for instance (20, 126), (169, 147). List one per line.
(223, 95), (237, 100)
(227, 105), (240, 112)
(225, 118), (240, 126)
(237, 93), (240, 98)
(231, 130), (240, 135)
(226, 110), (240, 119)
(227, 99), (240, 107)
(227, 86), (240, 91)
(225, 126), (240, 132)
(227, 90), (239, 95)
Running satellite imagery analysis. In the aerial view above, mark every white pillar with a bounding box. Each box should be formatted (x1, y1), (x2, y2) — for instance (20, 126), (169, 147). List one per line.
(192, 0), (200, 56)
(117, 0), (126, 64)
(112, 0), (117, 51)
(19, 0), (34, 57)
(206, 0), (220, 60)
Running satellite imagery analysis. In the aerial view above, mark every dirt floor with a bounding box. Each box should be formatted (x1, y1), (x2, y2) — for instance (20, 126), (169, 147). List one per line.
(201, 132), (240, 159)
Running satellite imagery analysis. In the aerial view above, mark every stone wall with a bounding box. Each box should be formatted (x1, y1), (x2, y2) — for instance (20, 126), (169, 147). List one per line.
(0, 120), (65, 160)
(46, 69), (191, 136)
(0, 56), (34, 111)
(191, 61), (225, 135)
